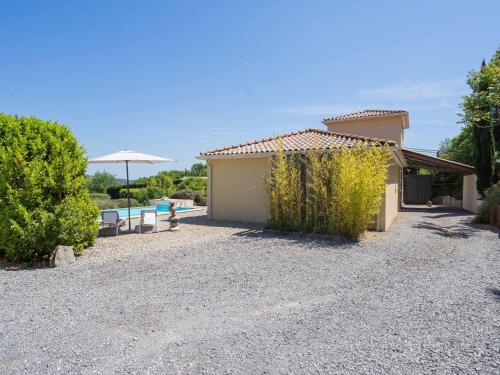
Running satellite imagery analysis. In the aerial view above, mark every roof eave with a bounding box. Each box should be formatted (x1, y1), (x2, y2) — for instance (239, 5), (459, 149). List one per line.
(199, 145), (402, 162)
(322, 112), (409, 127)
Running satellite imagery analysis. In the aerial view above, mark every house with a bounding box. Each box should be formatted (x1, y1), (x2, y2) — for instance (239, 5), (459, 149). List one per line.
(198, 110), (479, 230)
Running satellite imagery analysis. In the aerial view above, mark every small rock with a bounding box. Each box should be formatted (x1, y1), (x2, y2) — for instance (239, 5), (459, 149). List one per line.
(49, 245), (76, 267)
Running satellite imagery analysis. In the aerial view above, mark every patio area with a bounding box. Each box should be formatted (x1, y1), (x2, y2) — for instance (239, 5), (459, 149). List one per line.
(1, 208), (498, 374)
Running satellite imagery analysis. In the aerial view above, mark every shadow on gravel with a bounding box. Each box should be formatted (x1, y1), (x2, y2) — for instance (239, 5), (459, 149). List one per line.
(179, 215), (263, 231)
(422, 211), (471, 219)
(181, 213), (362, 249)
(0, 259), (48, 271)
(232, 228), (357, 249)
(413, 221), (479, 238)
(486, 288), (500, 302)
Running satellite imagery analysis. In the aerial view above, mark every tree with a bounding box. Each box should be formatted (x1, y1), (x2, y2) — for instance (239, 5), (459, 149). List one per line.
(136, 171), (175, 196)
(0, 114), (99, 261)
(439, 125), (474, 166)
(461, 48), (500, 194)
(189, 162), (208, 176)
(87, 171), (117, 193)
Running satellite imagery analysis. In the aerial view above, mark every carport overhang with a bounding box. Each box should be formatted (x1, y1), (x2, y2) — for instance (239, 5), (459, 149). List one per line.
(401, 148), (474, 175)
(401, 148), (480, 213)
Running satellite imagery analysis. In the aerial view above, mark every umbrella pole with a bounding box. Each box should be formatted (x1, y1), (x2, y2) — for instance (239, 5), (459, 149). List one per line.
(126, 160), (131, 232)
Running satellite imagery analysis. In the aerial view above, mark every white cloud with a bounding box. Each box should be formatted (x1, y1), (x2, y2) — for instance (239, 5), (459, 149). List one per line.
(276, 79), (467, 117)
(357, 79), (466, 101)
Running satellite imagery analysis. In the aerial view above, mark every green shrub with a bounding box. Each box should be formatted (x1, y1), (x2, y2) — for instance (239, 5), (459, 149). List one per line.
(90, 192), (111, 200)
(144, 186), (164, 199)
(106, 183), (145, 199)
(93, 198), (140, 210)
(93, 199), (118, 210)
(195, 194), (207, 206)
(176, 177), (207, 195)
(267, 142), (390, 238)
(170, 189), (206, 206)
(137, 172), (175, 197)
(0, 113), (99, 261)
(114, 198), (140, 208)
(119, 188), (149, 205)
(170, 189), (196, 200)
(475, 183), (500, 223)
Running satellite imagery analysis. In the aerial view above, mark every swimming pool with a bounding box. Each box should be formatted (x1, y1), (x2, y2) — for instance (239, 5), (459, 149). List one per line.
(101, 205), (196, 219)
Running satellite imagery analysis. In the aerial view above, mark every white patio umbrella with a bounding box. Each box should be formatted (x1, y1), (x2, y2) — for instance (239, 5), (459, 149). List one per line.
(89, 150), (174, 232)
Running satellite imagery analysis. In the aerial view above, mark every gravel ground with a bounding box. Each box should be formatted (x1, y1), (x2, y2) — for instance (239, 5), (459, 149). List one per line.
(1, 207), (499, 374)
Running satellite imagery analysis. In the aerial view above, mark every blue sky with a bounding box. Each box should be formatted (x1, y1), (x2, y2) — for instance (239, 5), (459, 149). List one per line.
(2, 0), (499, 178)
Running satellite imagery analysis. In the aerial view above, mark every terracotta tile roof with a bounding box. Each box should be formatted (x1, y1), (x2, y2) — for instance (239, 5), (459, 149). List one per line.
(323, 109), (408, 123)
(200, 129), (396, 158)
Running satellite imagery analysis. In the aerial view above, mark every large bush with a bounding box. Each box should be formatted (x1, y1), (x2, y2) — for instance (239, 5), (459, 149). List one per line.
(118, 188), (149, 205)
(267, 142), (390, 238)
(89, 192), (111, 200)
(106, 182), (145, 199)
(0, 114), (99, 261)
(176, 177), (207, 195)
(171, 189), (207, 206)
(93, 198), (140, 210)
(475, 183), (500, 224)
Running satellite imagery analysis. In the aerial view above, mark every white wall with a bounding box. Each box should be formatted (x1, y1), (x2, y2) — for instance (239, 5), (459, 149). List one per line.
(462, 174), (481, 213)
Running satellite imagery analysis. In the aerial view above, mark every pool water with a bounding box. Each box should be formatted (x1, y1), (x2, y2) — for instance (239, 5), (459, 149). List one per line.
(101, 205), (194, 219)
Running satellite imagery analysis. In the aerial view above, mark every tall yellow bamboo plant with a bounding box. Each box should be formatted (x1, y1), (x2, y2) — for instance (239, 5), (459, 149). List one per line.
(267, 141), (390, 238)
(267, 141), (304, 231)
(330, 143), (391, 237)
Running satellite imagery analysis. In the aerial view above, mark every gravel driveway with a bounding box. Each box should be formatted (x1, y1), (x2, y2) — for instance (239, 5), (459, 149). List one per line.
(1, 207), (499, 374)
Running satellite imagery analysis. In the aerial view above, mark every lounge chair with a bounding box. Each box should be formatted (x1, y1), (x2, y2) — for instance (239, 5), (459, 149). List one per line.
(101, 210), (126, 236)
(138, 209), (159, 233)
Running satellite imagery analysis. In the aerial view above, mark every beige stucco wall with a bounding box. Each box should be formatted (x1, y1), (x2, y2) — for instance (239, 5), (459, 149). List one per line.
(207, 156), (400, 230)
(208, 157), (271, 223)
(462, 174), (481, 213)
(376, 163), (400, 231)
(324, 117), (405, 146)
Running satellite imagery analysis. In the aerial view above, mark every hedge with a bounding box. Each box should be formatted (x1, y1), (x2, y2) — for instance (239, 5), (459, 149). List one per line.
(0, 114), (99, 261)
(107, 183), (146, 199)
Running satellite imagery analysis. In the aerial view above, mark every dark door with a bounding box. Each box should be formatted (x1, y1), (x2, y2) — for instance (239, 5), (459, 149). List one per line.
(403, 175), (433, 204)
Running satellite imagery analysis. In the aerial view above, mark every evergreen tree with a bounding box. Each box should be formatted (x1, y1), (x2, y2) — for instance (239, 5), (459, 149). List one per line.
(461, 48), (500, 195)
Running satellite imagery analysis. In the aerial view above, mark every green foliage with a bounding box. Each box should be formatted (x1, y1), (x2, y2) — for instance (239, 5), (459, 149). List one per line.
(93, 198), (140, 210)
(195, 194), (207, 206)
(136, 171), (175, 196)
(55, 197), (100, 254)
(475, 183), (500, 224)
(170, 189), (206, 206)
(461, 48), (500, 194)
(170, 189), (196, 200)
(119, 188), (150, 205)
(106, 183), (145, 199)
(267, 142), (390, 239)
(87, 171), (117, 193)
(89, 192), (111, 200)
(189, 162), (208, 176)
(439, 125), (474, 166)
(144, 186), (164, 199)
(176, 177), (208, 195)
(0, 113), (99, 261)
